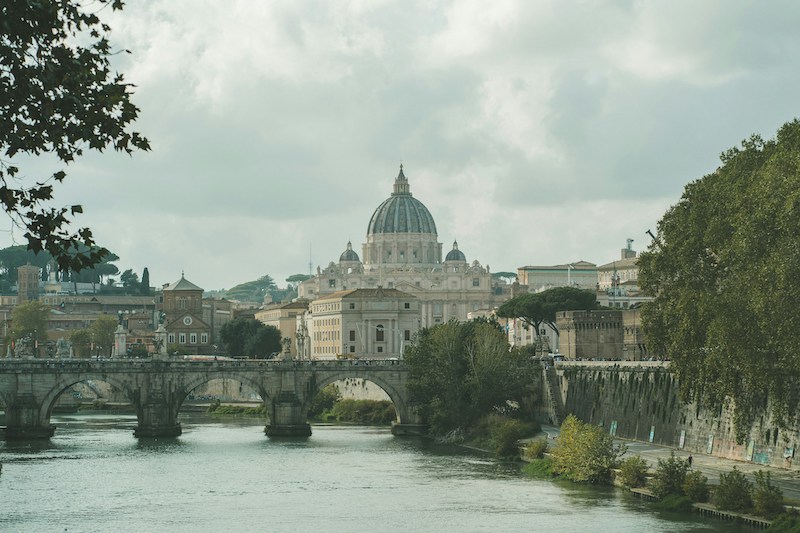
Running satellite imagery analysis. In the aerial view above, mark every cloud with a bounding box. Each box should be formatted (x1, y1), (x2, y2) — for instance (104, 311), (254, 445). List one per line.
(6, 0), (798, 290)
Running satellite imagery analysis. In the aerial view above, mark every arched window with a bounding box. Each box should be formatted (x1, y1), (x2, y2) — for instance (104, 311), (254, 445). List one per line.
(376, 324), (385, 342)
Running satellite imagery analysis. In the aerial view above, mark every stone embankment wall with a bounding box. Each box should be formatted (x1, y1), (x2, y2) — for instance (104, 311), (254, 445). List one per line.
(550, 362), (799, 471)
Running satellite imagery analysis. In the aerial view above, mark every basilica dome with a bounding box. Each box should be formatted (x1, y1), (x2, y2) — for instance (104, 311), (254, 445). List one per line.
(339, 241), (360, 262)
(366, 165), (437, 236)
(445, 240), (466, 262)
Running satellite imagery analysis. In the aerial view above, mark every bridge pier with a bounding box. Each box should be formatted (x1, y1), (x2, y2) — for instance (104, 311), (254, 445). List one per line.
(4, 393), (55, 440)
(132, 380), (182, 438)
(265, 389), (311, 438)
(390, 422), (428, 436)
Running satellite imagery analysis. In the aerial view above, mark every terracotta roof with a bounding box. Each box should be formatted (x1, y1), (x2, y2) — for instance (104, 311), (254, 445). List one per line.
(164, 275), (203, 292)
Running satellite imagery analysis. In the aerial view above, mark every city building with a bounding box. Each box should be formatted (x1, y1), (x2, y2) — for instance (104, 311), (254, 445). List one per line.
(255, 300), (309, 358)
(161, 274), (212, 353)
(307, 288), (420, 360)
(557, 310), (623, 360)
(596, 240), (653, 309)
(516, 261), (597, 292)
(17, 264), (41, 303)
(298, 166), (506, 328)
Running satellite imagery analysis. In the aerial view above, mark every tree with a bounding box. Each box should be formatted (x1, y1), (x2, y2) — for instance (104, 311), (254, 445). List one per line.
(119, 268), (140, 293)
(405, 319), (538, 435)
(491, 271), (517, 284)
(496, 286), (598, 349)
(285, 273), (312, 288)
(226, 275), (278, 303)
(550, 415), (626, 484)
(649, 452), (689, 500)
(11, 300), (50, 354)
(1, 1), (149, 272)
(90, 315), (117, 357)
(219, 317), (281, 357)
(638, 119), (800, 440)
(140, 267), (150, 295)
(69, 328), (91, 358)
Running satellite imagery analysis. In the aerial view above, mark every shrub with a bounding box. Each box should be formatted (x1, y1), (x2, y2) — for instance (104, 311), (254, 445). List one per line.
(713, 467), (752, 512)
(618, 456), (649, 488)
(492, 418), (530, 459)
(523, 458), (554, 478)
(550, 415), (626, 484)
(524, 439), (549, 460)
(307, 384), (341, 419)
(649, 452), (689, 500)
(766, 511), (800, 532)
(654, 494), (693, 513)
(683, 470), (709, 503)
(752, 470), (784, 519)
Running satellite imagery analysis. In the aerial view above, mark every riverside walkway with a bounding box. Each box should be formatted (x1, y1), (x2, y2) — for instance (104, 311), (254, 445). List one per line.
(539, 424), (800, 501)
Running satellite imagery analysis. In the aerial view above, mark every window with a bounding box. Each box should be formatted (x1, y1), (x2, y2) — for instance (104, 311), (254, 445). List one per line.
(349, 330), (356, 341)
(473, 278), (480, 287)
(190, 333), (197, 344)
(376, 324), (384, 342)
(201, 333), (208, 344)
(377, 346), (383, 353)
(179, 333), (186, 344)
(168, 334), (175, 343)
(329, 279), (336, 288)
(349, 346), (355, 353)
(179, 297), (187, 310)
(404, 330), (411, 341)
(404, 302), (410, 309)
(349, 302), (355, 309)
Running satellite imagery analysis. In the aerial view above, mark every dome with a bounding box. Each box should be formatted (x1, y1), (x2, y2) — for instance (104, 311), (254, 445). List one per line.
(366, 165), (437, 236)
(445, 240), (466, 262)
(339, 241), (360, 262)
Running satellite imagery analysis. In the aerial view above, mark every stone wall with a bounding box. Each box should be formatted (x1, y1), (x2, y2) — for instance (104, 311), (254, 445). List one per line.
(552, 362), (799, 471)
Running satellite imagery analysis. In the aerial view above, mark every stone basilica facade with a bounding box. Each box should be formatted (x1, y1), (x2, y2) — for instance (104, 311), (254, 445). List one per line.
(298, 166), (505, 327)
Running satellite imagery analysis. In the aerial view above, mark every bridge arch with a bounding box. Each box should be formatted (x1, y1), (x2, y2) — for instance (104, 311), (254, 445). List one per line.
(307, 370), (411, 424)
(177, 372), (270, 413)
(40, 373), (134, 423)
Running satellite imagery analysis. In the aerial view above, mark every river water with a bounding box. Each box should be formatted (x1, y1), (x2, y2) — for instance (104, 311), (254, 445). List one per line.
(1, 414), (748, 533)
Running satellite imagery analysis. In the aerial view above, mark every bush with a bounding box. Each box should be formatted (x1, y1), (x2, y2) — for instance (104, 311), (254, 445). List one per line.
(523, 457), (554, 478)
(766, 511), (800, 532)
(550, 415), (626, 484)
(307, 384), (341, 419)
(683, 470), (709, 503)
(330, 399), (396, 425)
(524, 439), (549, 460)
(618, 456), (649, 488)
(752, 470), (784, 519)
(713, 467), (752, 512)
(653, 494), (693, 513)
(650, 452), (689, 500)
(492, 419), (529, 458)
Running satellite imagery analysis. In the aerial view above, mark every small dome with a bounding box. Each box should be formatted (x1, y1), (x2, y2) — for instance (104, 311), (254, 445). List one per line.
(367, 165), (437, 236)
(445, 240), (466, 262)
(339, 241), (360, 262)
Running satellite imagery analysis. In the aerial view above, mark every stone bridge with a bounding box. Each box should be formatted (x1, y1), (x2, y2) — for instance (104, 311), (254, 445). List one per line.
(0, 359), (426, 440)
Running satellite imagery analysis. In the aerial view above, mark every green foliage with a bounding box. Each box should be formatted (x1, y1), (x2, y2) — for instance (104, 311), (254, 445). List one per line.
(405, 319), (538, 435)
(524, 439), (549, 460)
(11, 300), (50, 345)
(69, 329), (92, 358)
(649, 452), (689, 500)
(330, 399), (396, 425)
(683, 470), (709, 503)
(496, 286), (597, 341)
(307, 384), (341, 419)
(90, 315), (118, 356)
(140, 268), (150, 295)
(219, 318), (281, 357)
(550, 415), (626, 484)
(491, 418), (530, 459)
(639, 120), (800, 439)
(523, 458), (555, 478)
(0, 0), (149, 271)
(766, 511), (800, 532)
(120, 269), (140, 293)
(225, 275), (278, 303)
(752, 470), (784, 519)
(653, 494), (693, 513)
(713, 467), (753, 512)
(618, 456), (649, 488)
(207, 402), (266, 417)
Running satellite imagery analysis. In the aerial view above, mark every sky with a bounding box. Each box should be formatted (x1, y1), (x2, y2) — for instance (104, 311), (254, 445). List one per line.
(5, 0), (800, 291)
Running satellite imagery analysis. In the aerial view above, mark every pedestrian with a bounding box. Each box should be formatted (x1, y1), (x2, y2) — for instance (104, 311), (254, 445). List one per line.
(687, 455), (693, 467)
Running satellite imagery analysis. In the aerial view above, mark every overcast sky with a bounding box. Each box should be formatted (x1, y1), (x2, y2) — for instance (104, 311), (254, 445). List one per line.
(7, 1), (800, 291)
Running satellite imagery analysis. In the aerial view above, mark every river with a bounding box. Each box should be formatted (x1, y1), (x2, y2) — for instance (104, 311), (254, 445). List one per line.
(0, 413), (748, 532)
